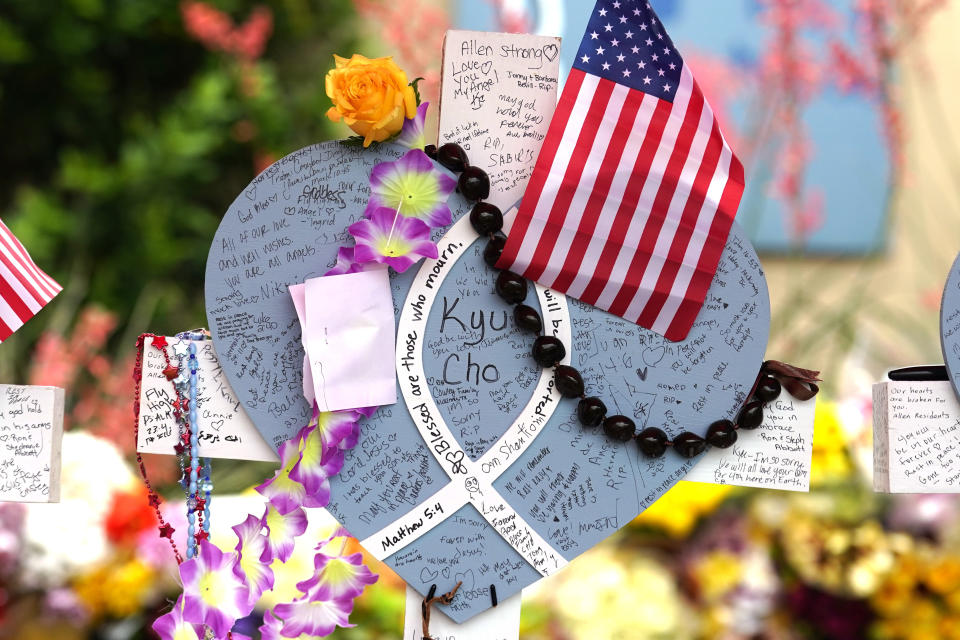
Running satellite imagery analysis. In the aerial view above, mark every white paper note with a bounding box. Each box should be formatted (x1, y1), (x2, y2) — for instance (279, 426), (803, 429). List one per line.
(137, 336), (278, 462)
(0, 384), (64, 503)
(439, 30), (561, 211)
(288, 282), (316, 405)
(303, 268), (397, 412)
(403, 584), (521, 640)
(873, 380), (960, 493)
(687, 393), (816, 491)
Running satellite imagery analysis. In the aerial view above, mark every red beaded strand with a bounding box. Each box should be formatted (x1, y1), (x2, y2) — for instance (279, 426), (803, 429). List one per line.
(133, 334), (183, 564)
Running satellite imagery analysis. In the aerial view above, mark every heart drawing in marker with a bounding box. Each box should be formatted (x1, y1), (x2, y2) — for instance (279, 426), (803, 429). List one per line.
(480, 60), (493, 75)
(542, 43), (559, 62)
(245, 185), (257, 201)
(441, 567), (451, 580)
(643, 345), (666, 367)
(419, 567), (438, 583)
(454, 569), (476, 591)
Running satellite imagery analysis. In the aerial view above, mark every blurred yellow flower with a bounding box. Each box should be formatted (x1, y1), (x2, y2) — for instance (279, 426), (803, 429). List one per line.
(633, 481), (733, 537)
(871, 548), (960, 639)
(692, 551), (743, 601)
(811, 401), (853, 484)
(526, 545), (694, 639)
(73, 557), (155, 619)
(925, 556), (960, 594)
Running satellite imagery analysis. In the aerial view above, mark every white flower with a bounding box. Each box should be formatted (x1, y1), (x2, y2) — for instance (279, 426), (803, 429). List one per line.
(21, 432), (138, 586)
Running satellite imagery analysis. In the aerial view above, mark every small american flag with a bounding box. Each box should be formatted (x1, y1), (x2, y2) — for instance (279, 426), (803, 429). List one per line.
(497, 0), (745, 341)
(0, 219), (61, 342)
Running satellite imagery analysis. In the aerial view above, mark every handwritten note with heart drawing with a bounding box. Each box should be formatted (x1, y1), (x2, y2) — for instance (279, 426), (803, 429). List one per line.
(439, 30), (561, 212)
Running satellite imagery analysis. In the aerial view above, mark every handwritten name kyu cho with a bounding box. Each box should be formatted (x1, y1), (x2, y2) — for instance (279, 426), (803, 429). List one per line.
(0, 385), (64, 503)
(686, 392), (816, 492)
(137, 336), (278, 462)
(874, 380), (960, 493)
(439, 30), (560, 211)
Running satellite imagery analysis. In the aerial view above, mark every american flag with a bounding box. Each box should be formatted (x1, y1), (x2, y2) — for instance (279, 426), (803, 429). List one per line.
(497, 0), (744, 342)
(0, 219), (61, 343)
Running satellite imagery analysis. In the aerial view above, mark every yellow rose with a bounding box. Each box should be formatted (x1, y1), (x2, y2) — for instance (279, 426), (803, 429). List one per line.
(325, 54), (417, 147)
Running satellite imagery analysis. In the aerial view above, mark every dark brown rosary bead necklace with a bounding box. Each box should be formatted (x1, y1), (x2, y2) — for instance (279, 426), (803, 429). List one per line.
(424, 142), (820, 460)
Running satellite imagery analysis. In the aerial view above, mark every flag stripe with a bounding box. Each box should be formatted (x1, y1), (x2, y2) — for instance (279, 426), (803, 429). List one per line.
(0, 224), (58, 303)
(0, 222), (56, 301)
(652, 142), (731, 337)
(596, 66), (697, 313)
(537, 81), (632, 287)
(0, 219), (61, 343)
(499, 69), (587, 265)
(576, 97), (673, 306)
(623, 87), (716, 324)
(0, 247), (45, 313)
(525, 78), (618, 282)
(0, 261), (40, 321)
(504, 72), (601, 274)
(563, 92), (661, 300)
(502, 0), (745, 341)
(669, 152), (744, 337)
(549, 88), (648, 293)
(643, 113), (726, 333)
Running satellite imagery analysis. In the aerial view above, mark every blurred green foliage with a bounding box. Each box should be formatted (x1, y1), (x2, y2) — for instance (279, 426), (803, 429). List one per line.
(0, 0), (359, 378)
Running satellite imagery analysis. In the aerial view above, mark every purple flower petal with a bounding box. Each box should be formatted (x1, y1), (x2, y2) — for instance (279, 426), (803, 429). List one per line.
(396, 102), (430, 150)
(179, 541), (253, 638)
(152, 596), (203, 640)
(232, 514), (275, 606)
(255, 437), (307, 515)
(258, 610), (285, 640)
(350, 206), (438, 274)
(261, 505), (308, 564)
(366, 149), (456, 228)
(270, 584), (356, 637)
(289, 422), (347, 509)
(295, 551), (379, 600)
(324, 246), (364, 277)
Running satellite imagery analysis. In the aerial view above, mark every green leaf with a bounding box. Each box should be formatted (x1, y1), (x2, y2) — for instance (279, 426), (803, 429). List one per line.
(339, 135), (367, 148)
(409, 77), (424, 106)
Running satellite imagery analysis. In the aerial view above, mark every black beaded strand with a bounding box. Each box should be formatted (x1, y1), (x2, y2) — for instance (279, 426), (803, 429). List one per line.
(438, 143), (798, 460)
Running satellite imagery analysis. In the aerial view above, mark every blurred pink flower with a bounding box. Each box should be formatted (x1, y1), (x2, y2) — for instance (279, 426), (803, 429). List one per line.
(353, 0), (449, 104)
(181, 2), (273, 62)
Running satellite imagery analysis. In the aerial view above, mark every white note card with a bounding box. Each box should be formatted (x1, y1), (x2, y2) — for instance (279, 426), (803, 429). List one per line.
(687, 393), (816, 492)
(0, 384), (64, 503)
(439, 30), (561, 211)
(403, 584), (521, 640)
(873, 380), (960, 493)
(137, 336), (278, 462)
(303, 268), (397, 412)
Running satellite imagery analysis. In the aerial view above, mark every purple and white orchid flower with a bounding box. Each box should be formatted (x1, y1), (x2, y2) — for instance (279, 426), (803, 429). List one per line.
(255, 436), (307, 515)
(179, 540), (253, 638)
(396, 101), (430, 150)
(270, 583), (356, 638)
(350, 206), (438, 273)
(297, 551), (379, 600)
(365, 148), (456, 227)
(261, 504), (308, 564)
(232, 514), (275, 607)
(324, 246), (365, 277)
(151, 596), (203, 640)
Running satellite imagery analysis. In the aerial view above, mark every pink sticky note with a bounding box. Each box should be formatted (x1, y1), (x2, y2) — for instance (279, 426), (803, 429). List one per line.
(288, 282), (315, 405)
(303, 266), (397, 411)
